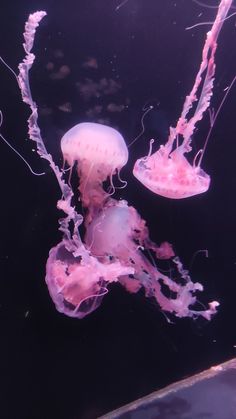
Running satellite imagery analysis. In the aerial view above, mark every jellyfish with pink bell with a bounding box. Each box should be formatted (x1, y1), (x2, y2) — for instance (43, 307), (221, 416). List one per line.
(45, 237), (133, 318)
(61, 122), (128, 224)
(5, 9), (219, 320)
(133, 0), (233, 199)
(85, 198), (218, 320)
(16, 11), (134, 318)
(59, 119), (217, 319)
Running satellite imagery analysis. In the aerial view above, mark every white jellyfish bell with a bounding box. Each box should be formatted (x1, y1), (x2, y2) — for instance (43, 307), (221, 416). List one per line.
(61, 122), (128, 222)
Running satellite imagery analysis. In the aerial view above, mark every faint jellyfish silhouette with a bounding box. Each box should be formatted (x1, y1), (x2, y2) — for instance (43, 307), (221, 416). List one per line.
(133, 0), (233, 199)
(61, 122), (128, 223)
(85, 199), (218, 319)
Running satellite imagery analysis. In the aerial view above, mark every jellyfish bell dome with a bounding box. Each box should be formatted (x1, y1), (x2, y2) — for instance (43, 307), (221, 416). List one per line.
(61, 122), (128, 171)
(85, 200), (137, 258)
(61, 122), (129, 217)
(133, 148), (211, 199)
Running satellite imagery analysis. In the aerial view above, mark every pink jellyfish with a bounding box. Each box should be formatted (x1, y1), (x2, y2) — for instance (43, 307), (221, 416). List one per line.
(61, 122), (128, 223)
(16, 11), (134, 318)
(45, 238), (133, 318)
(133, 0), (233, 199)
(85, 199), (218, 320)
(9, 10), (219, 320)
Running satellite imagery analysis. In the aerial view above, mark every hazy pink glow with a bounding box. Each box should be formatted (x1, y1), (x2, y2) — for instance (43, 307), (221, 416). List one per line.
(133, 0), (232, 199)
(12, 8), (223, 319)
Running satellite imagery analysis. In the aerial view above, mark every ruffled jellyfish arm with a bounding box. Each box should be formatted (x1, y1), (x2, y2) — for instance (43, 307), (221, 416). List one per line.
(166, 0), (233, 154)
(17, 11), (82, 241)
(148, 256), (219, 321)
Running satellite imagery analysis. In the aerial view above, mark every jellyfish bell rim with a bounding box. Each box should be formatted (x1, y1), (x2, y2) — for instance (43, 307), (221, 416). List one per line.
(61, 122), (129, 169)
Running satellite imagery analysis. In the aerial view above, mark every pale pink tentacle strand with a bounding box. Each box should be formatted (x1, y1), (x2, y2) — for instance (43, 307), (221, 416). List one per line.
(166, 0), (233, 153)
(17, 11), (82, 243)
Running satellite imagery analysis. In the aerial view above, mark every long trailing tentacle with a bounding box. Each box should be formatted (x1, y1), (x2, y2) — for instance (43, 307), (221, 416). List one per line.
(17, 11), (83, 242)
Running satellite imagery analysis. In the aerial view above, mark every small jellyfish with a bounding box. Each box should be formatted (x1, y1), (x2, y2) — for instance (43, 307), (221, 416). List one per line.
(133, 0), (233, 199)
(61, 122), (128, 222)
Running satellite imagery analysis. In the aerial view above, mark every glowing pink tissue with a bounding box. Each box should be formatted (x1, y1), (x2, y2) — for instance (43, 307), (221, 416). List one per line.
(12, 6), (224, 320)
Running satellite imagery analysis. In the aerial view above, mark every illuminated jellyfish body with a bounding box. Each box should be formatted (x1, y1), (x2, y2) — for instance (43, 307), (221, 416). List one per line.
(42, 120), (132, 319)
(16, 12), (135, 318)
(133, 141), (210, 199)
(61, 122), (128, 223)
(44, 123), (129, 317)
(85, 199), (218, 319)
(9, 10), (219, 320)
(133, 0), (233, 199)
(45, 238), (133, 318)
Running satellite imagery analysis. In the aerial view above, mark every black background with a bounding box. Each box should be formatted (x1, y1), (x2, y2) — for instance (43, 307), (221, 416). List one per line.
(1, 1), (236, 418)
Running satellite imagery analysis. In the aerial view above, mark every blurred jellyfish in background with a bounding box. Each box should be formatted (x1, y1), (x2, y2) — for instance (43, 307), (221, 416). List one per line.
(41, 47), (128, 127)
(3, 0), (233, 321)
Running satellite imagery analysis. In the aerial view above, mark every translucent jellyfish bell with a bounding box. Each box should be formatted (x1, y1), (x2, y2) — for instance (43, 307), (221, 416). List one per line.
(133, 141), (210, 199)
(61, 122), (128, 218)
(45, 239), (133, 319)
(61, 122), (128, 169)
